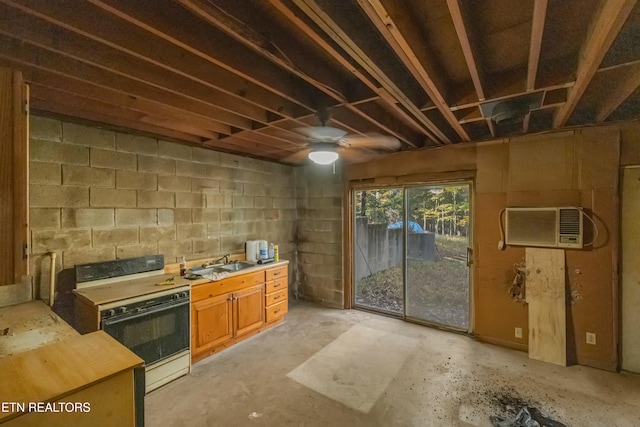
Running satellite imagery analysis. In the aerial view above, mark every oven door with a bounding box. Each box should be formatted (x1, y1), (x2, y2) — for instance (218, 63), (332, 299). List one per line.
(102, 299), (189, 366)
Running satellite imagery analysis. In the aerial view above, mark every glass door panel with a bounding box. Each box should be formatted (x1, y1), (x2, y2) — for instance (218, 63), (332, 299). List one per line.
(405, 185), (470, 329)
(353, 188), (404, 314)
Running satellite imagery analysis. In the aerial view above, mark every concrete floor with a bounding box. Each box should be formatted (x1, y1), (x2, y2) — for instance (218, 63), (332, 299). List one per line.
(146, 301), (640, 426)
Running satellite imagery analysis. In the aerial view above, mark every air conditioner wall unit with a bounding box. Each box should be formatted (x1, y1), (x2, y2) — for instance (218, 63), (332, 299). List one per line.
(505, 207), (583, 249)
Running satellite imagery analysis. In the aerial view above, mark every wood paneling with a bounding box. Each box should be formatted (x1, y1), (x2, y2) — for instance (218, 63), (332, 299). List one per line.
(0, 68), (27, 286)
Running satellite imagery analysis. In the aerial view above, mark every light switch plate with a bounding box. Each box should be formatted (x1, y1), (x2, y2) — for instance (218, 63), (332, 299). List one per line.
(586, 332), (596, 345)
(515, 327), (523, 339)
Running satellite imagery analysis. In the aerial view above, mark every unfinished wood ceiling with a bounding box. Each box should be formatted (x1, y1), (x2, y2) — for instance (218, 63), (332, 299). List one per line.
(2, 0), (639, 163)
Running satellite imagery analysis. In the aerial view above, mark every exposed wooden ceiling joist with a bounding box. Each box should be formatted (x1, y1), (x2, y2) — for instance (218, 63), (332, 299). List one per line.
(527, 0), (548, 91)
(553, 0), (637, 128)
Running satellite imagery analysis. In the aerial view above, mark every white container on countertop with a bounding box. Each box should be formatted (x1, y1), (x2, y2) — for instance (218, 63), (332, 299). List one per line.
(246, 240), (259, 262)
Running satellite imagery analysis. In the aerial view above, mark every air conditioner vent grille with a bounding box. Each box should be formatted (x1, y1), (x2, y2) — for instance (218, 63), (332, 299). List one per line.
(559, 208), (580, 235)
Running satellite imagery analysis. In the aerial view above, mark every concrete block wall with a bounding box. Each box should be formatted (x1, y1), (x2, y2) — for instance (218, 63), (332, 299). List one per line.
(29, 116), (297, 297)
(295, 165), (343, 308)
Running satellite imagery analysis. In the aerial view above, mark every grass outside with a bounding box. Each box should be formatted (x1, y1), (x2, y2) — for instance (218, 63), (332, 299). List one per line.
(355, 235), (469, 328)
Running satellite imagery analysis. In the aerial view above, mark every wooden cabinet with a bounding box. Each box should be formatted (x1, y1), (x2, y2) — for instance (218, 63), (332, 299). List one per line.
(191, 263), (289, 364)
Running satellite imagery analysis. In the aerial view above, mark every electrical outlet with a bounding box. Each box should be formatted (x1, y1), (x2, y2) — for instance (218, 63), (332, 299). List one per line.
(515, 327), (523, 339)
(586, 332), (596, 345)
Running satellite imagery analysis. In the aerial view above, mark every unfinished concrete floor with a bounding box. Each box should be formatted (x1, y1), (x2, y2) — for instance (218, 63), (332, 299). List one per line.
(146, 301), (640, 426)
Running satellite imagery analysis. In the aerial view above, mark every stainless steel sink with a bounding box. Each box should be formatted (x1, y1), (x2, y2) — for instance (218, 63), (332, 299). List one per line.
(217, 262), (255, 272)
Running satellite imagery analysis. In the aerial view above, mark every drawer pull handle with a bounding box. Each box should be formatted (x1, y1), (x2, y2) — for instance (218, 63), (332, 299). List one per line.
(274, 283), (281, 288)
(273, 272), (281, 276)
(274, 309), (281, 314)
(274, 296), (281, 300)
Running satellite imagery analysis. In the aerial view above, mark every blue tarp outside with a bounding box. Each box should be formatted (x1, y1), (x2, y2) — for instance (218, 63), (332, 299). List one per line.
(387, 221), (425, 233)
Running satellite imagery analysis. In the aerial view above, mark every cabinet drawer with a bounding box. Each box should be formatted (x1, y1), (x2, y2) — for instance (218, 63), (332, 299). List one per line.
(265, 277), (287, 293)
(265, 288), (288, 306)
(265, 300), (288, 322)
(265, 265), (287, 281)
(192, 271), (265, 302)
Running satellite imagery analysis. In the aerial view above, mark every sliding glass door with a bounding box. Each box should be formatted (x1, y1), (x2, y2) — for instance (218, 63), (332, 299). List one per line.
(353, 188), (404, 315)
(405, 185), (470, 330)
(353, 183), (472, 331)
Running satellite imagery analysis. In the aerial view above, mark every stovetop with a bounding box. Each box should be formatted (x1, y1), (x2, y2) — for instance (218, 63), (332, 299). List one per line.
(74, 273), (191, 308)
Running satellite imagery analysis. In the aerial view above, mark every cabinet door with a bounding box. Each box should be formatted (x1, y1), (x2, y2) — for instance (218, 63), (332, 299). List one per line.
(192, 293), (233, 354)
(234, 284), (264, 336)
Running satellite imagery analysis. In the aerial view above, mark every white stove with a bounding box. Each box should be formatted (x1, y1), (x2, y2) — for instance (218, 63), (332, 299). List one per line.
(73, 255), (191, 393)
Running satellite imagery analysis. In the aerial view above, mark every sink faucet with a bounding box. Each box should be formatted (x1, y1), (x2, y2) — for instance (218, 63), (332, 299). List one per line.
(211, 253), (231, 265)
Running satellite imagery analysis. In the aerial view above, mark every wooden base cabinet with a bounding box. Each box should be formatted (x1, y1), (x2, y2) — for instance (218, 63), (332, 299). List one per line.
(191, 264), (288, 364)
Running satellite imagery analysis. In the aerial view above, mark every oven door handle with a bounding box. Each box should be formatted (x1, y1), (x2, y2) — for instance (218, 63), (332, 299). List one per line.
(102, 299), (189, 326)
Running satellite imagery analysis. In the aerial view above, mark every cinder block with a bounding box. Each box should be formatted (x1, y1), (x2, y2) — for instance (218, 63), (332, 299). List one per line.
(192, 208), (220, 223)
(117, 243), (157, 260)
(206, 193), (231, 209)
(176, 160), (207, 178)
(116, 170), (157, 190)
(63, 123), (115, 149)
(31, 185), (89, 208)
(220, 235), (245, 253)
(30, 161), (61, 185)
(254, 197), (273, 209)
(30, 208), (60, 229)
(271, 186), (295, 198)
(90, 148), (137, 171)
(192, 178), (219, 193)
(273, 198), (296, 209)
(158, 209), (174, 226)
(233, 195), (254, 208)
(90, 188), (136, 207)
(159, 140), (192, 161)
(243, 183), (269, 197)
(158, 239), (192, 260)
(140, 225), (176, 243)
(207, 223), (233, 237)
(116, 133), (158, 155)
(232, 169), (260, 183)
(219, 180), (242, 194)
(137, 191), (175, 208)
(233, 221), (255, 235)
(62, 208), (114, 228)
(158, 175), (191, 192)
(62, 165), (115, 187)
(93, 228), (139, 247)
(264, 209), (280, 221)
(192, 147), (221, 165)
(243, 209), (264, 221)
(220, 209), (242, 223)
(31, 139), (89, 165)
(192, 238), (220, 255)
(206, 165), (233, 181)
(177, 223), (207, 239)
(30, 116), (62, 142)
(32, 229), (91, 252)
(138, 155), (176, 175)
(176, 192), (205, 208)
(62, 247), (115, 269)
(174, 209), (192, 224)
(115, 209), (158, 226)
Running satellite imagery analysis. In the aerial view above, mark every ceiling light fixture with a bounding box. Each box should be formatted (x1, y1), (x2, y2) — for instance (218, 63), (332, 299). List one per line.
(308, 148), (339, 165)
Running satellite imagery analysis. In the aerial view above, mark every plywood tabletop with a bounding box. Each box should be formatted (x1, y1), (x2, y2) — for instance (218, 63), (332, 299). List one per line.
(0, 301), (79, 357)
(0, 330), (143, 421)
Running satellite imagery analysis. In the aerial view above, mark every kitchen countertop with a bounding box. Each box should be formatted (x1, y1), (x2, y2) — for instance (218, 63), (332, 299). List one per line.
(0, 300), (79, 357)
(74, 260), (289, 307)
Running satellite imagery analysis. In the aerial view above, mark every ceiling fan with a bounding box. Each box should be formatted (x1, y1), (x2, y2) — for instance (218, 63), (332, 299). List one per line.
(284, 107), (401, 165)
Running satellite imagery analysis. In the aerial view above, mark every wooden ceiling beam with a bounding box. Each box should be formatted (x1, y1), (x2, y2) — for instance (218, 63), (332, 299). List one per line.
(30, 94), (216, 142)
(595, 62), (640, 122)
(0, 51), (259, 131)
(446, 0), (486, 101)
(553, 0), (637, 128)
(85, 0), (320, 113)
(176, 0), (421, 148)
(290, 0), (449, 144)
(527, 0), (548, 91)
(0, 0), (305, 120)
(268, 0), (443, 146)
(356, 0), (470, 142)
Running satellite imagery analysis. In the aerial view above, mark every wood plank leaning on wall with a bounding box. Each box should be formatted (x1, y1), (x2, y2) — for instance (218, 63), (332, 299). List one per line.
(0, 67), (29, 286)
